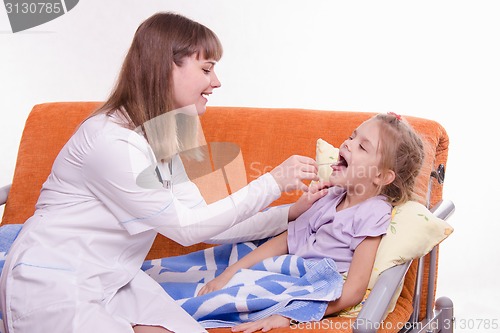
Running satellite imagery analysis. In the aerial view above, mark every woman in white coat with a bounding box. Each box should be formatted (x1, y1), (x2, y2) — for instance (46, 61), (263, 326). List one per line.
(0, 12), (323, 333)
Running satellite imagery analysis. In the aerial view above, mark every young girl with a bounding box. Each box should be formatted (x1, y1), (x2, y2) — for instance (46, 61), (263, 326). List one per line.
(0, 12), (319, 333)
(197, 112), (425, 333)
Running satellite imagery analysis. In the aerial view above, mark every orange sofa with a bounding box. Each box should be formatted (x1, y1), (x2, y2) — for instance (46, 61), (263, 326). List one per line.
(0, 102), (451, 332)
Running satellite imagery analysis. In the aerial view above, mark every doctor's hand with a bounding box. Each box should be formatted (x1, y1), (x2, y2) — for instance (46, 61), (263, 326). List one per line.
(270, 155), (318, 193)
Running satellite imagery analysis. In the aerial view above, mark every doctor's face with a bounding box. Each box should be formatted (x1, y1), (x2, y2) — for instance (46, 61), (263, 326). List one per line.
(171, 53), (221, 115)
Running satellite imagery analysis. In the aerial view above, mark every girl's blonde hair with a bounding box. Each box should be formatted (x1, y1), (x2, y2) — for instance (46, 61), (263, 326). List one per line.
(94, 12), (223, 161)
(375, 113), (425, 206)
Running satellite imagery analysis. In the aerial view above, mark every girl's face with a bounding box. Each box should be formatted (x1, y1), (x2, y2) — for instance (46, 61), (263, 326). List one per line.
(171, 53), (221, 115)
(330, 119), (385, 196)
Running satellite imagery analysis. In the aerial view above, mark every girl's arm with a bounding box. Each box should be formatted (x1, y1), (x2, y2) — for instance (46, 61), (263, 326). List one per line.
(324, 236), (381, 315)
(231, 236), (382, 333)
(288, 181), (331, 221)
(198, 231), (289, 295)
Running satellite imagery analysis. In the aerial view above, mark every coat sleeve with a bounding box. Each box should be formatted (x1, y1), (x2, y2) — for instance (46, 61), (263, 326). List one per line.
(205, 205), (290, 244)
(165, 154), (290, 244)
(82, 129), (282, 246)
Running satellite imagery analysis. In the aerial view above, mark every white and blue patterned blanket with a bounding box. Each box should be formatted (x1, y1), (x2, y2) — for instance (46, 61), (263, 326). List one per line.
(0, 224), (23, 331)
(142, 240), (344, 328)
(0, 225), (344, 329)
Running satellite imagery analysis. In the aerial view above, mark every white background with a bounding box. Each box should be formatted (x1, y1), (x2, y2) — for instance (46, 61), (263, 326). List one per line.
(1, 1), (499, 332)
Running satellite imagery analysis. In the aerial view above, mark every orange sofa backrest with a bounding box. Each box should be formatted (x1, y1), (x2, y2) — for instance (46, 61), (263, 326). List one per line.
(2, 102), (448, 255)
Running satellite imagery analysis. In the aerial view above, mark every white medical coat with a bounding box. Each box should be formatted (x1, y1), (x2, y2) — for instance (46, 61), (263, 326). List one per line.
(0, 113), (289, 333)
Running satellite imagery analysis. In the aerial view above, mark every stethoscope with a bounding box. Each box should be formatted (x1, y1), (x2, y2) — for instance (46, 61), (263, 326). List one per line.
(155, 159), (173, 190)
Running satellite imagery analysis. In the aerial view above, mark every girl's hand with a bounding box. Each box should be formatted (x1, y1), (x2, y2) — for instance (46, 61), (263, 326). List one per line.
(288, 180), (332, 221)
(270, 155), (318, 193)
(197, 270), (234, 296)
(231, 314), (290, 333)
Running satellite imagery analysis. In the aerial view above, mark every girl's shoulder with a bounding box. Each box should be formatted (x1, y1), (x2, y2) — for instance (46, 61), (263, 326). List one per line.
(361, 195), (392, 211)
(355, 196), (392, 224)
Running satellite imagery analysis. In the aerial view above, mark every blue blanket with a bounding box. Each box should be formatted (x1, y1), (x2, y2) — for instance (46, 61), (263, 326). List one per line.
(0, 225), (344, 329)
(0, 224), (23, 328)
(141, 240), (344, 328)
(0, 224), (22, 272)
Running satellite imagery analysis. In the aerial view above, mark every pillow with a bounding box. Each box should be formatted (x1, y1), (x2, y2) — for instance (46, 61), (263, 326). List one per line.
(368, 200), (454, 288)
(314, 139), (454, 318)
(315, 138), (339, 181)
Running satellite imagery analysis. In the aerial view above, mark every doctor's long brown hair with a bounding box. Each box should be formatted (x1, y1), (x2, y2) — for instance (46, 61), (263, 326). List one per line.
(94, 12), (223, 161)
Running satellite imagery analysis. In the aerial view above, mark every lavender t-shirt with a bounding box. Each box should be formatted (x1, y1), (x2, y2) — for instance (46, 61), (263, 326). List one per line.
(287, 187), (392, 273)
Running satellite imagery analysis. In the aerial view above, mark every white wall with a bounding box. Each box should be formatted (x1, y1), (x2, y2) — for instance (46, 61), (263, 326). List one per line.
(1, 1), (499, 331)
